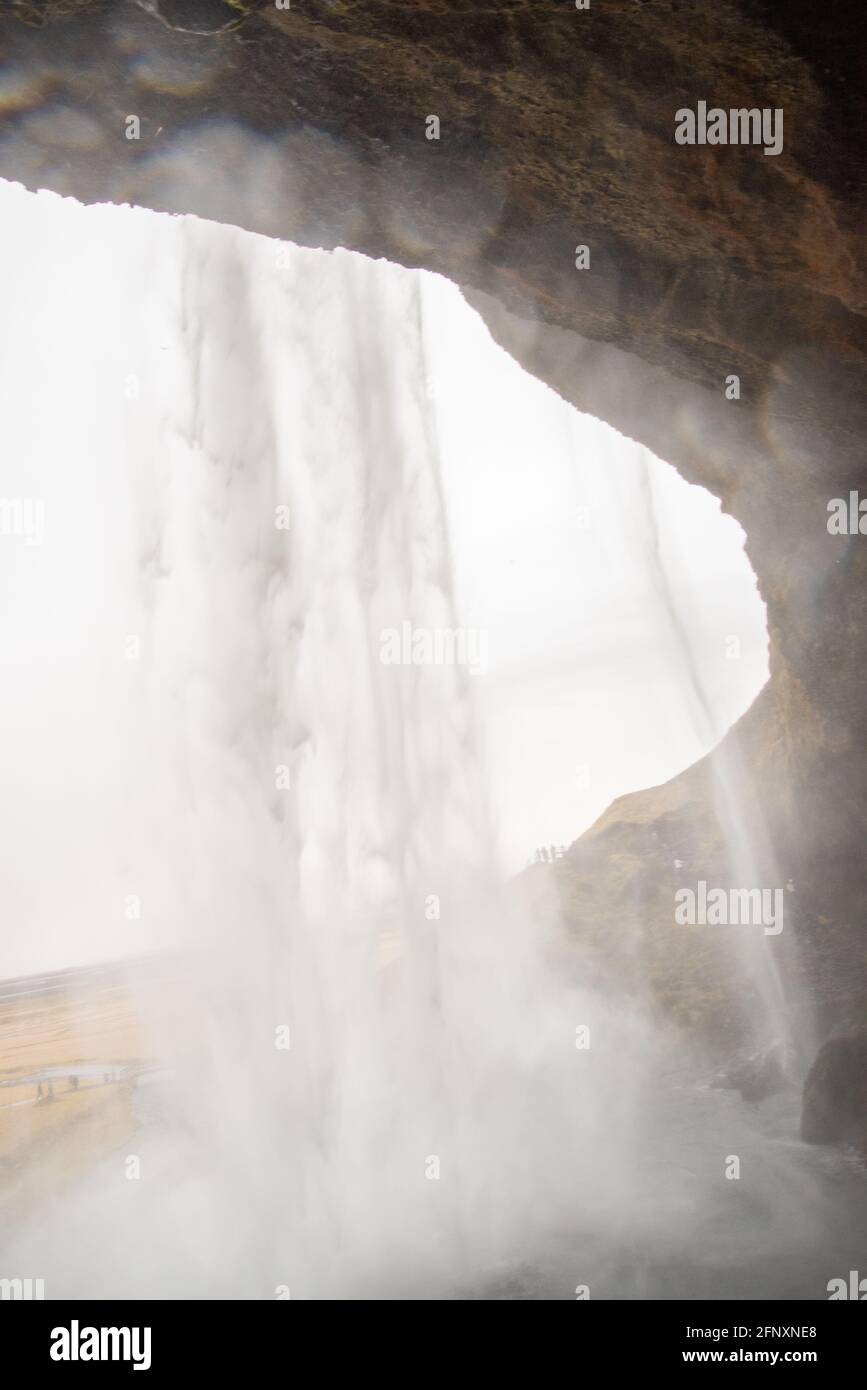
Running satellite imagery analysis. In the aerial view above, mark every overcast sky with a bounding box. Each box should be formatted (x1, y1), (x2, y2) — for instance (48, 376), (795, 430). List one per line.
(422, 271), (768, 869)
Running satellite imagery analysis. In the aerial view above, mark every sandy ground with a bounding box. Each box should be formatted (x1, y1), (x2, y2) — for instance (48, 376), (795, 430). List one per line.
(0, 962), (158, 1215)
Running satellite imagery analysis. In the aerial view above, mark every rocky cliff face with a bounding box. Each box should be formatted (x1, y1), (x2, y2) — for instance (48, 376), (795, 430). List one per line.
(1, 0), (865, 1057)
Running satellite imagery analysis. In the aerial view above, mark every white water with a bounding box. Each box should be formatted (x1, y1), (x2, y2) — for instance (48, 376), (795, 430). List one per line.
(0, 182), (769, 973)
(6, 181), (858, 1301)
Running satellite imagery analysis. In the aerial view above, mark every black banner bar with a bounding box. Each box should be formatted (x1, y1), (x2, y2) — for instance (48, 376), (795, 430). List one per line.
(3, 1299), (863, 1376)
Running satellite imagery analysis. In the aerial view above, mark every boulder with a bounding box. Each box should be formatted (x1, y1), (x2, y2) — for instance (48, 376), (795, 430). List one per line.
(801, 1029), (867, 1152)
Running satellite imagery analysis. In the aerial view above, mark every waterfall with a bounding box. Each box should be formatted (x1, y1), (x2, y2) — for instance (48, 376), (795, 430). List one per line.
(3, 178), (808, 1299)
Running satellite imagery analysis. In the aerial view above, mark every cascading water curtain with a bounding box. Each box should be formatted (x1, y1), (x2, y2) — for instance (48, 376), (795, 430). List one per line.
(0, 181), (653, 1296)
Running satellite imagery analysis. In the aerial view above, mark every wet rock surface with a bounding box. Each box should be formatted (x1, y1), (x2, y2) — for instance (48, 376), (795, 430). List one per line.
(802, 1029), (867, 1153)
(712, 1044), (787, 1103)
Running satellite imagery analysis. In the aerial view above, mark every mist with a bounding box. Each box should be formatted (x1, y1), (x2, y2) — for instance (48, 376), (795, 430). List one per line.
(5, 178), (863, 1302)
